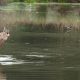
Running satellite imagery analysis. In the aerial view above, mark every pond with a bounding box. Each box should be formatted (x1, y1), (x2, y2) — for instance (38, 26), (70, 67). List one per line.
(0, 31), (80, 80)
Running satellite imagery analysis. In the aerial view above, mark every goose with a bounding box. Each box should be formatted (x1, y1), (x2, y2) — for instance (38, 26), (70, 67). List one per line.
(0, 27), (10, 47)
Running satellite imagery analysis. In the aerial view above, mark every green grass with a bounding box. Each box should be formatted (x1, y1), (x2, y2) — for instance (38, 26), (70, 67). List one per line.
(0, 4), (80, 32)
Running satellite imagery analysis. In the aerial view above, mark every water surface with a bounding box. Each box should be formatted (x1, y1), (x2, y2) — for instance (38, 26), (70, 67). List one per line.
(0, 32), (80, 80)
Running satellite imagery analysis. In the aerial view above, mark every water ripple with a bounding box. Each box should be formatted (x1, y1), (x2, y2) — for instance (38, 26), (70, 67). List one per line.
(26, 55), (50, 58)
(0, 55), (45, 65)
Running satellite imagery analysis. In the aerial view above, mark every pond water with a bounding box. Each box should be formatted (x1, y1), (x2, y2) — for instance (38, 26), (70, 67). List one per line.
(0, 31), (80, 80)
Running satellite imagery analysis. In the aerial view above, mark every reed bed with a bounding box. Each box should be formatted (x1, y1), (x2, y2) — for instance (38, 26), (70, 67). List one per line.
(0, 9), (80, 32)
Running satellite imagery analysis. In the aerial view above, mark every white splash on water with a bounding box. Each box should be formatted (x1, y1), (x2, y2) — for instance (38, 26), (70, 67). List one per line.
(0, 55), (45, 65)
(0, 55), (15, 61)
(26, 54), (51, 58)
(0, 55), (24, 65)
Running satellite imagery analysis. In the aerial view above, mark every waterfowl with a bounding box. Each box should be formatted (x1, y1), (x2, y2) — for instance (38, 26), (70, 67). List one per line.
(0, 27), (10, 47)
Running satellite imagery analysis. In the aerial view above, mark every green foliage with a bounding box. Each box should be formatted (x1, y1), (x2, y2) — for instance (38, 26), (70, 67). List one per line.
(37, 0), (49, 3)
(24, 0), (36, 3)
(37, 5), (47, 18)
(4, 0), (80, 3)
(58, 5), (72, 15)
(58, 0), (66, 2)
(11, 0), (20, 2)
(11, 0), (36, 3)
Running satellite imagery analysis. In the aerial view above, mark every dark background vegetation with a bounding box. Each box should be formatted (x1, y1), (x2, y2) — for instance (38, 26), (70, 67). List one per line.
(0, 0), (80, 5)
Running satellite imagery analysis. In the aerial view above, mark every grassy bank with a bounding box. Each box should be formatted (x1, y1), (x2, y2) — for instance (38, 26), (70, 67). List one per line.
(0, 4), (80, 32)
(1, 13), (80, 32)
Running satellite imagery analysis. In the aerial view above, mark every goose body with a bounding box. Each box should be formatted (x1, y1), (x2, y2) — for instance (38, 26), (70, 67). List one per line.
(0, 27), (10, 46)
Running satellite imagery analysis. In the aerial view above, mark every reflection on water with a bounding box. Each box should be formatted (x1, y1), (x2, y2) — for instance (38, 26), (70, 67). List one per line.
(0, 32), (80, 80)
(0, 55), (47, 65)
(0, 55), (24, 65)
